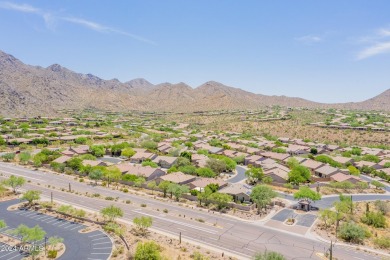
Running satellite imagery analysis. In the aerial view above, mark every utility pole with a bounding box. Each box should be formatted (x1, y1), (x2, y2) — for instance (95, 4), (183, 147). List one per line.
(350, 195), (353, 215)
(179, 232), (181, 244)
(50, 192), (53, 204)
(68, 183), (71, 192)
(329, 240), (333, 260)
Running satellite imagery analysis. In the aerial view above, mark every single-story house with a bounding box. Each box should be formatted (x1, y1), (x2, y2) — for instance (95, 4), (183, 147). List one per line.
(82, 160), (112, 167)
(156, 172), (196, 185)
(187, 178), (228, 191)
(264, 167), (289, 183)
(191, 154), (208, 168)
(152, 156), (178, 169)
(220, 183), (252, 202)
(301, 159), (325, 174)
(330, 156), (354, 165)
(118, 164), (166, 181)
(261, 152), (290, 162)
(130, 152), (157, 163)
(315, 165), (341, 178)
(330, 172), (362, 184)
(52, 155), (71, 164)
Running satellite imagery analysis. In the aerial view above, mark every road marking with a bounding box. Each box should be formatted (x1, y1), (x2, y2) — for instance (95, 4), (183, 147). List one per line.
(93, 247), (112, 250)
(36, 216), (52, 220)
(89, 233), (105, 238)
(91, 253), (111, 255)
(0, 250), (18, 259)
(92, 237), (108, 241)
(0, 169), (46, 182)
(132, 210), (218, 234)
(57, 222), (70, 227)
(93, 242), (112, 245)
(7, 254), (22, 260)
(62, 223), (76, 229)
(29, 214), (44, 219)
(45, 219), (58, 223)
(87, 258), (104, 260)
(70, 225), (83, 230)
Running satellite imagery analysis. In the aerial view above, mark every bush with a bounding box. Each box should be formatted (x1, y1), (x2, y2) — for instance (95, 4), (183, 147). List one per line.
(48, 250), (58, 259)
(253, 251), (286, 260)
(361, 212), (387, 228)
(373, 237), (390, 249)
(338, 222), (370, 243)
(105, 196), (114, 201)
(134, 241), (160, 260)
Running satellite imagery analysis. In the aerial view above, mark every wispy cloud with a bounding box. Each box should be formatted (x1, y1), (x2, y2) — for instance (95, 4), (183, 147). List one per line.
(356, 26), (390, 60)
(295, 34), (323, 44)
(0, 1), (155, 44)
(0, 1), (40, 13)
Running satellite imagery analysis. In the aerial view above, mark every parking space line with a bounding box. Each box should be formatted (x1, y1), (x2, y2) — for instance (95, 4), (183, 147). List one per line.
(6, 253), (22, 260)
(89, 233), (104, 238)
(37, 216), (53, 221)
(0, 250), (18, 259)
(51, 220), (64, 226)
(29, 214), (44, 219)
(70, 225), (83, 230)
(45, 219), (58, 223)
(92, 237), (108, 241)
(92, 241), (111, 245)
(57, 222), (70, 227)
(93, 247), (112, 250)
(62, 223), (75, 229)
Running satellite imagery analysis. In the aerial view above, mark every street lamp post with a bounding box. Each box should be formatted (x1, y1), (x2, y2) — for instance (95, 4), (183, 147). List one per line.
(44, 236), (48, 255)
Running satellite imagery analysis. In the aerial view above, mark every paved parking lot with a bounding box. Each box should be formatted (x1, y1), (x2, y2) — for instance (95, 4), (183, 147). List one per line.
(0, 241), (26, 260)
(0, 199), (112, 260)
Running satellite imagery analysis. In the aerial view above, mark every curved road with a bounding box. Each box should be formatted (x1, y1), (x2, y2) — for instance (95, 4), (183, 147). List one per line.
(0, 162), (389, 260)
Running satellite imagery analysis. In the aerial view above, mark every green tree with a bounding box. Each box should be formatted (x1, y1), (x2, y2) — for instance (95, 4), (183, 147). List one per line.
(286, 158), (299, 169)
(196, 167), (216, 178)
(101, 205), (123, 222)
(89, 145), (105, 157)
(105, 166), (122, 186)
(371, 180), (385, 189)
(209, 192), (232, 210)
(67, 157), (83, 171)
(21, 190), (41, 205)
(19, 152), (31, 165)
(221, 157), (237, 171)
(3, 175), (26, 193)
(206, 158), (227, 173)
(293, 187), (321, 206)
(319, 209), (337, 229)
(253, 251), (286, 260)
(197, 186), (213, 206)
(142, 160), (158, 168)
(147, 181), (157, 194)
(11, 224), (46, 242)
(1, 153), (15, 162)
(48, 236), (64, 251)
(288, 165), (311, 185)
(158, 180), (170, 197)
(245, 167), (264, 184)
(348, 165), (360, 176)
(121, 147), (136, 158)
(167, 183), (189, 201)
(141, 140), (158, 150)
(134, 241), (160, 260)
(89, 168), (104, 184)
(134, 177), (146, 188)
(250, 185), (277, 214)
(175, 157), (191, 167)
(133, 216), (153, 235)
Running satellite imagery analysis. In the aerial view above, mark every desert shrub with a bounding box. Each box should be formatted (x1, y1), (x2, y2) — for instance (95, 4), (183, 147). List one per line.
(338, 222), (370, 243)
(361, 212), (387, 228)
(373, 237), (390, 249)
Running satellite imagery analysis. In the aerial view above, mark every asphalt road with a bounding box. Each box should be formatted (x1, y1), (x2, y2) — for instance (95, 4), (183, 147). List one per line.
(228, 165), (248, 183)
(0, 162), (388, 260)
(0, 199), (112, 260)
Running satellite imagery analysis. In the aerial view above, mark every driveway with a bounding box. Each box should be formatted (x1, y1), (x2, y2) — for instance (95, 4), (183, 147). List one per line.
(228, 165), (248, 183)
(0, 200), (112, 260)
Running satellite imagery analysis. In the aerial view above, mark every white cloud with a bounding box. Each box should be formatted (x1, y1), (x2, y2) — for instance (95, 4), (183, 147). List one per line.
(356, 26), (390, 60)
(0, 1), (155, 44)
(295, 35), (323, 44)
(0, 1), (40, 13)
(356, 41), (390, 60)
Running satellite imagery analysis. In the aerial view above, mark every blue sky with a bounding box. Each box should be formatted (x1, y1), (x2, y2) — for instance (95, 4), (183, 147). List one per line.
(1, 1), (390, 103)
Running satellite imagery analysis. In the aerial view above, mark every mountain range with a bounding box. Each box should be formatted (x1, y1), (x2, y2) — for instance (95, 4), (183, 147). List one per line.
(0, 50), (389, 116)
